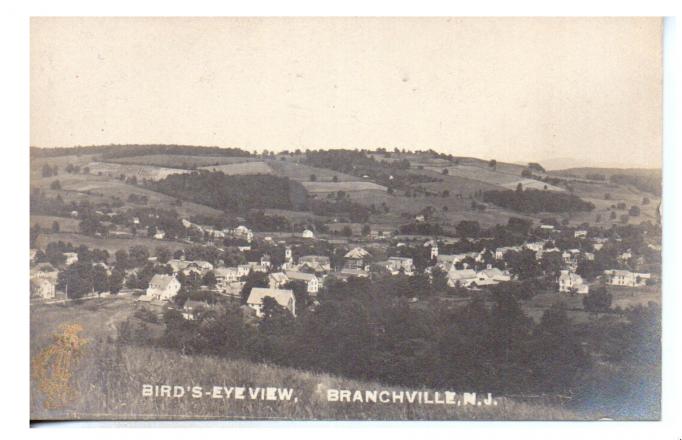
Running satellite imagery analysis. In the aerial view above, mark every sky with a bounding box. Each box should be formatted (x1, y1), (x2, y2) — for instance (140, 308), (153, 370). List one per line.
(30, 17), (663, 169)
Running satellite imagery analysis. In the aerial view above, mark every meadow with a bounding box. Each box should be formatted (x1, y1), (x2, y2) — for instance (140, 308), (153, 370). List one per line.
(31, 297), (584, 421)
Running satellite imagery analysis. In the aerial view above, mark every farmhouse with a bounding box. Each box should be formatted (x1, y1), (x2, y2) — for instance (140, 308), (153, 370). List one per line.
(247, 287), (296, 317)
(168, 259), (214, 276)
(30, 277), (56, 299)
(476, 267), (512, 285)
(298, 255), (331, 272)
(495, 247), (520, 260)
(447, 268), (477, 288)
(558, 270), (589, 294)
(146, 274), (181, 300)
(384, 257), (414, 275)
(603, 270), (651, 287)
(302, 229), (315, 239)
(344, 247), (370, 270)
(220, 281), (245, 297)
(234, 225), (254, 242)
(260, 254), (272, 270)
(268, 272), (289, 289)
(284, 270), (320, 294)
(214, 266), (239, 283)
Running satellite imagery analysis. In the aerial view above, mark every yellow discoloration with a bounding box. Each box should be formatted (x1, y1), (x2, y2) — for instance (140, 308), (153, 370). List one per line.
(32, 324), (89, 409)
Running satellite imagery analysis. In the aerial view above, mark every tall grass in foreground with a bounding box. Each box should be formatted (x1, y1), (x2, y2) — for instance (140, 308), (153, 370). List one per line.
(32, 339), (585, 421)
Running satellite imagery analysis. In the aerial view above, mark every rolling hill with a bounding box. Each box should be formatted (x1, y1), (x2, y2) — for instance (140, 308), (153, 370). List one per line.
(30, 146), (662, 243)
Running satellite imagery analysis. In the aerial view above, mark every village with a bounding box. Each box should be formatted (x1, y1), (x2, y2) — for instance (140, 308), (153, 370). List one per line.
(29, 210), (660, 323)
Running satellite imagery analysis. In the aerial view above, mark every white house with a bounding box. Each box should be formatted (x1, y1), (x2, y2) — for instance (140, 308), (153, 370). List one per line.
(63, 252), (79, 266)
(268, 272), (290, 289)
(301, 229), (315, 239)
(385, 257), (414, 275)
(232, 225), (254, 243)
(558, 270), (589, 294)
(30, 277), (56, 299)
(168, 259), (214, 276)
(603, 270), (651, 287)
(260, 254), (272, 270)
(247, 287), (296, 317)
(284, 270), (320, 294)
(298, 255), (331, 273)
(447, 269), (478, 288)
(145, 274), (181, 300)
(344, 247), (370, 269)
(476, 267), (512, 285)
(574, 230), (588, 238)
(214, 267), (240, 293)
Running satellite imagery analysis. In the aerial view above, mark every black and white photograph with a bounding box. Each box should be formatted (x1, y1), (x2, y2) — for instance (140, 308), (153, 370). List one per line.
(26, 16), (669, 424)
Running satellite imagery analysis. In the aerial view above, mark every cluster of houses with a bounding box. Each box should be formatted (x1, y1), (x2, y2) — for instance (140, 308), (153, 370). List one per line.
(30, 219), (657, 315)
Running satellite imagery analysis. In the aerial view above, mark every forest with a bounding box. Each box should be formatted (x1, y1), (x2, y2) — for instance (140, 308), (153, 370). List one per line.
(483, 189), (595, 213)
(148, 171), (307, 212)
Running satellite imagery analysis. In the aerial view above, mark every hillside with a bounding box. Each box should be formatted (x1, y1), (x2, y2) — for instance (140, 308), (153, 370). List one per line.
(30, 146), (662, 247)
(32, 335), (583, 421)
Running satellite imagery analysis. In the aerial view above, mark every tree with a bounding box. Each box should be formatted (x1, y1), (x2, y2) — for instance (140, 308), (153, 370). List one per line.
(341, 225), (353, 237)
(109, 268), (125, 294)
(41, 164), (54, 177)
(441, 168), (449, 175)
(129, 245), (150, 268)
(361, 224), (371, 236)
(51, 221), (60, 233)
(115, 249), (129, 269)
(332, 175), (339, 182)
(516, 183), (523, 193)
(92, 264), (109, 293)
(309, 174), (317, 182)
(240, 270), (269, 304)
(58, 262), (94, 298)
(155, 246), (171, 264)
(610, 211), (617, 220)
(441, 190), (450, 197)
(202, 270), (217, 288)
(456, 220), (480, 238)
(582, 286), (612, 315)
(147, 224), (157, 238)
(489, 159), (497, 170)
(629, 206), (641, 217)
(30, 224), (41, 248)
(79, 216), (103, 236)
(49, 180), (61, 190)
(283, 280), (308, 311)
(431, 266), (449, 292)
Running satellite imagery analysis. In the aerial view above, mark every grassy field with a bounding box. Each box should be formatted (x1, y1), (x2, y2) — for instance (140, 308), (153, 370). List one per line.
(32, 171), (223, 218)
(86, 161), (191, 181)
(521, 286), (661, 324)
(30, 215), (81, 233)
(35, 232), (192, 255)
(198, 161), (273, 175)
(301, 181), (387, 193)
(30, 298), (583, 421)
(268, 160), (359, 182)
(108, 154), (255, 168)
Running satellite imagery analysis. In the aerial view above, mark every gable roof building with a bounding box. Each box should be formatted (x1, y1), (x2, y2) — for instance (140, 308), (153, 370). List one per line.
(247, 287), (296, 317)
(146, 274), (181, 300)
(284, 270), (320, 294)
